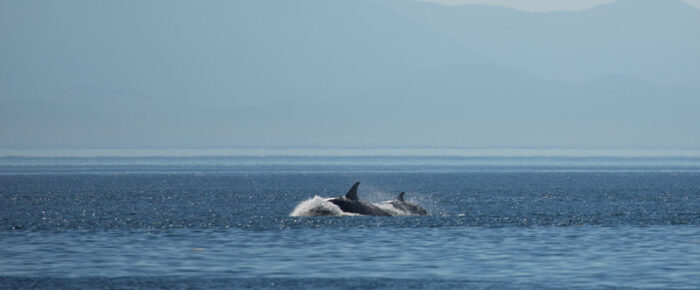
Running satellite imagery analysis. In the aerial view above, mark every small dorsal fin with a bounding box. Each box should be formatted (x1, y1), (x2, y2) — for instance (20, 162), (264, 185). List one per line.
(398, 192), (405, 202)
(345, 182), (360, 201)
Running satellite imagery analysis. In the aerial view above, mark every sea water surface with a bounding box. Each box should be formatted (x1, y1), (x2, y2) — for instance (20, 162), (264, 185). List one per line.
(1, 148), (699, 289)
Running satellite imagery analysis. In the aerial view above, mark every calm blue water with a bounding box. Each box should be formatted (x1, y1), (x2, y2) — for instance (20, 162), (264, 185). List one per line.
(1, 153), (700, 289)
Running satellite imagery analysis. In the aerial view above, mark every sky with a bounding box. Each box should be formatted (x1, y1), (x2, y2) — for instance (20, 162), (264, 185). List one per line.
(419, 0), (700, 11)
(1, 0), (699, 149)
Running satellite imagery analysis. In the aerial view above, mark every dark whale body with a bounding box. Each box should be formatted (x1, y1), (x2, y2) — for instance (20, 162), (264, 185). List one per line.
(327, 182), (393, 216)
(385, 192), (429, 216)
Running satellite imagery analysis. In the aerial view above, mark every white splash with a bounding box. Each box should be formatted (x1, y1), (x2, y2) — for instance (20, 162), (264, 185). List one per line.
(289, 196), (361, 217)
(375, 202), (412, 216)
(290, 195), (429, 217)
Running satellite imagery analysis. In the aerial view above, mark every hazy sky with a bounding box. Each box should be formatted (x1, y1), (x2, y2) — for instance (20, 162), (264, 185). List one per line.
(420, 0), (700, 11)
(1, 0), (699, 149)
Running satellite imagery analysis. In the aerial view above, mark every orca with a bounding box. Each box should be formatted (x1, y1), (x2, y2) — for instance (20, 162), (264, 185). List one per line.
(326, 182), (394, 216)
(384, 192), (429, 216)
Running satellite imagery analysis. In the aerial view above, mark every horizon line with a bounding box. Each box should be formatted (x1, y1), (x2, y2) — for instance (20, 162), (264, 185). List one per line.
(3, 147), (700, 158)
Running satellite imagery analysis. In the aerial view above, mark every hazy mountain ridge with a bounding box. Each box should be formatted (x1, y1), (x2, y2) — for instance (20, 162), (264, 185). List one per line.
(388, 0), (700, 88)
(1, 0), (699, 147)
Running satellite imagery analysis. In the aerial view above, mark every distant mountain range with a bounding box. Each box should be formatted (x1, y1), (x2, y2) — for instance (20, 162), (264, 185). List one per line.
(388, 0), (700, 88)
(1, 0), (699, 148)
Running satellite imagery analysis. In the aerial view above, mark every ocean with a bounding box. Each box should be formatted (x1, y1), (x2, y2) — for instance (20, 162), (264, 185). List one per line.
(1, 148), (699, 289)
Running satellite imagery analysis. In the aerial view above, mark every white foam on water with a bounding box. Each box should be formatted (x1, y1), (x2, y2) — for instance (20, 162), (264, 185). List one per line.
(289, 196), (360, 217)
(290, 196), (419, 217)
(375, 202), (412, 216)
(290, 190), (433, 217)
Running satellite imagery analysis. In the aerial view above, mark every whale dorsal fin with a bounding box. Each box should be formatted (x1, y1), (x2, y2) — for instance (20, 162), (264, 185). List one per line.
(345, 182), (360, 201)
(398, 192), (405, 202)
